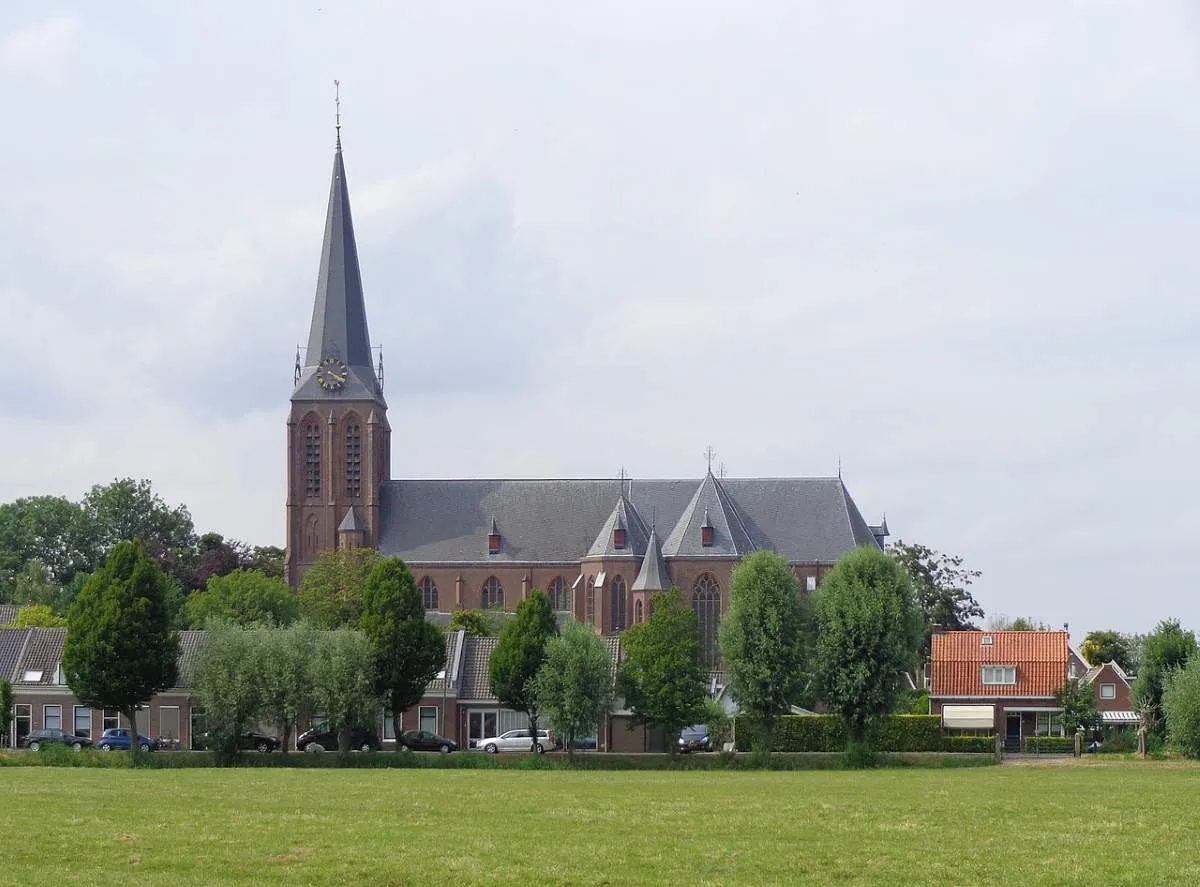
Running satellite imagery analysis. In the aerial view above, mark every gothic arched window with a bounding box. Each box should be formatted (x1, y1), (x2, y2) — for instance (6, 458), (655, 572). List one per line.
(482, 576), (504, 609)
(418, 576), (438, 611)
(693, 573), (722, 668)
(345, 421), (362, 498)
(304, 422), (321, 499)
(634, 599), (644, 625)
(610, 575), (627, 633)
(585, 577), (595, 625)
(548, 576), (570, 612)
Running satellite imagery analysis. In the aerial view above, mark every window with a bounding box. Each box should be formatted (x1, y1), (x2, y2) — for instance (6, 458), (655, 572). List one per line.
(585, 577), (595, 625)
(482, 576), (504, 609)
(981, 665), (1017, 686)
(610, 575), (627, 633)
(22, 670), (42, 682)
(634, 599), (644, 625)
(103, 709), (120, 731)
(1100, 683), (1116, 700)
(73, 706), (91, 739)
(15, 704), (31, 744)
(693, 573), (721, 668)
(190, 708), (208, 751)
(1035, 712), (1064, 737)
(418, 576), (438, 611)
(344, 422), (362, 498)
(805, 576), (817, 593)
(304, 422), (322, 498)
(548, 576), (571, 612)
(420, 706), (438, 735)
(159, 707), (180, 743)
(43, 705), (62, 732)
(981, 635), (993, 646)
(383, 709), (396, 741)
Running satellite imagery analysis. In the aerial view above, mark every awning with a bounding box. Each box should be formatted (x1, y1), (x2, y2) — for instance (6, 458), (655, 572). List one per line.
(942, 704), (995, 729)
(593, 571), (606, 588)
(1101, 710), (1138, 724)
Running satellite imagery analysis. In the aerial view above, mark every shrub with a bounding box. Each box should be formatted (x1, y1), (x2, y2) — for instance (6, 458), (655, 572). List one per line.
(734, 715), (961, 753)
(941, 735), (994, 754)
(1163, 657), (1200, 759)
(1023, 736), (1075, 754)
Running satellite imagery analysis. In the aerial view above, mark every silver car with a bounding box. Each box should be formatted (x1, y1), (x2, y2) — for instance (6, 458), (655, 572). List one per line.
(477, 728), (554, 754)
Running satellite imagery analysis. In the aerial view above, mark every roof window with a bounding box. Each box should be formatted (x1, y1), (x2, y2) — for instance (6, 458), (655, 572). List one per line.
(981, 635), (993, 646)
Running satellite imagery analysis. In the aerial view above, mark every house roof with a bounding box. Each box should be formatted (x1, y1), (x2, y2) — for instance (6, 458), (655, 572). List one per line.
(931, 630), (1070, 698)
(0, 627), (32, 682)
(175, 630), (207, 689)
(378, 476), (880, 565)
(1083, 660), (1132, 687)
(457, 632), (623, 703)
(0, 604), (23, 626)
(13, 628), (67, 686)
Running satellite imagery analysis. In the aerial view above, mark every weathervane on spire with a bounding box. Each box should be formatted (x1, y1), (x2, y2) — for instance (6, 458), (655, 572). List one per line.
(334, 79), (342, 149)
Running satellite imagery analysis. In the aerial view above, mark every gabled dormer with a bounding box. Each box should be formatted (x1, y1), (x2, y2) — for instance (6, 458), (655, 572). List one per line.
(584, 495), (649, 560)
(661, 470), (754, 558)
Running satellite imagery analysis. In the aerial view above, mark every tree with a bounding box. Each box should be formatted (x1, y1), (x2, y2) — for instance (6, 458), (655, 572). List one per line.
(0, 680), (12, 746)
(63, 540), (180, 754)
(814, 546), (921, 752)
(359, 557), (445, 744)
(191, 620), (263, 762)
(534, 619), (614, 760)
(1080, 630), (1134, 672)
(1132, 618), (1197, 725)
(247, 545), (286, 579)
(888, 540), (982, 658)
(0, 495), (93, 590)
(490, 589), (557, 751)
(81, 478), (196, 563)
(11, 604), (67, 628)
(184, 568), (299, 628)
(7, 560), (72, 613)
(309, 627), (378, 753)
(987, 614), (1051, 631)
(1163, 658), (1200, 759)
(719, 551), (810, 756)
(297, 548), (381, 628)
(617, 588), (708, 754)
(257, 622), (317, 755)
(449, 608), (507, 637)
(1055, 678), (1100, 736)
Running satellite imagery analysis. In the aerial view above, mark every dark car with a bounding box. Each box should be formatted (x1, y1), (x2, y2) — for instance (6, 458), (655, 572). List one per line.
(22, 728), (92, 751)
(98, 728), (158, 752)
(296, 726), (380, 752)
(678, 724), (713, 753)
(196, 731), (281, 753)
(399, 730), (458, 753)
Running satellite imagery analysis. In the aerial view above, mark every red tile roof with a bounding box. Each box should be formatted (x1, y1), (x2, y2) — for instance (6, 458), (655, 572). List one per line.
(931, 631), (1070, 698)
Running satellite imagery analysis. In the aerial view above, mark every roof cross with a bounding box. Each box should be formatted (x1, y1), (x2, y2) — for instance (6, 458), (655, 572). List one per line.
(334, 79), (342, 149)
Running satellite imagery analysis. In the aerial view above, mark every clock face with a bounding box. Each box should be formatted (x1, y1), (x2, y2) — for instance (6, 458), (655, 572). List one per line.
(316, 356), (348, 391)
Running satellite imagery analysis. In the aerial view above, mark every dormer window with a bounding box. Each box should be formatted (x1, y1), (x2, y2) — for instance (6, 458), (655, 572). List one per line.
(613, 527), (626, 549)
(701, 508), (714, 547)
(981, 635), (993, 646)
(488, 518), (501, 554)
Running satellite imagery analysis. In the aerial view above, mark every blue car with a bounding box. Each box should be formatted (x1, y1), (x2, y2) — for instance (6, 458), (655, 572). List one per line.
(98, 728), (158, 752)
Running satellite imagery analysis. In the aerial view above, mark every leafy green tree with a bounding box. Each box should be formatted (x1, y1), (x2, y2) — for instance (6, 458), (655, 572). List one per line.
(1056, 678), (1100, 736)
(7, 560), (73, 613)
(449, 608), (506, 636)
(248, 545), (286, 579)
(81, 478), (196, 562)
(310, 627), (379, 753)
(63, 540), (180, 754)
(988, 614), (1051, 631)
(0, 495), (93, 590)
(617, 588), (708, 754)
(1163, 658), (1200, 759)
(490, 589), (558, 751)
(257, 622), (316, 755)
(535, 619), (614, 760)
(814, 546), (921, 751)
(719, 551), (811, 756)
(0, 680), (12, 745)
(1081, 630), (1134, 672)
(298, 548), (381, 628)
(185, 568), (299, 628)
(359, 557), (445, 744)
(192, 620), (263, 762)
(1132, 619), (1197, 727)
(11, 604), (67, 628)
(888, 540), (982, 658)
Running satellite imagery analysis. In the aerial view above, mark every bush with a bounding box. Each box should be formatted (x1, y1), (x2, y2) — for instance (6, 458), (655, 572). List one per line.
(1023, 736), (1075, 754)
(1163, 657), (1200, 759)
(734, 715), (963, 753)
(1100, 727), (1137, 754)
(941, 736), (994, 754)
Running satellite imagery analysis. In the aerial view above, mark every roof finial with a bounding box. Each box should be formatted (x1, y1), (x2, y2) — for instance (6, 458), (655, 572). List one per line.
(703, 444), (716, 474)
(334, 79), (342, 150)
(837, 455), (842, 479)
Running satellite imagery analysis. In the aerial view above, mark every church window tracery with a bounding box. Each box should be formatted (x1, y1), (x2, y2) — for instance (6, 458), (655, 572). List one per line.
(693, 573), (721, 667)
(549, 576), (570, 612)
(345, 422), (362, 498)
(304, 423), (321, 499)
(482, 576), (504, 609)
(610, 575), (627, 633)
(418, 576), (438, 611)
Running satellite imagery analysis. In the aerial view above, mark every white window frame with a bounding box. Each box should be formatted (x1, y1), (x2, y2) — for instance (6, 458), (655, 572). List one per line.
(1100, 683), (1116, 699)
(981, 665), (1017, 686)
(43, 704), (62, 732)
(419, 705), (438, 735)
(103, 709), (120, 732)
(73, 706), (92, 739)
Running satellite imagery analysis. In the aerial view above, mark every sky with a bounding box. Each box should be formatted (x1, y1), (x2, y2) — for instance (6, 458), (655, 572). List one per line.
(2, 2), (1198, 638)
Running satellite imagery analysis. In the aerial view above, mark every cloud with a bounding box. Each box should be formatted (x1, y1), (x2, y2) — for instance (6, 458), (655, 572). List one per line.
(0, 16), (82, 77)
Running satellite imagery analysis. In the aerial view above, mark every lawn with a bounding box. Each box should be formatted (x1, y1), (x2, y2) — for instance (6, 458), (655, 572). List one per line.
(2, 761), (1197, 885)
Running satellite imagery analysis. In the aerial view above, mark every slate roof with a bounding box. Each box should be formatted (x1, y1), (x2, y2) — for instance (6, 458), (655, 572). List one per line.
(631, 528), (670, 593)
(662, 471), (754, 558)
(459, 635), (500, 702)
(291, 143), (384, 405)
(338, 507), (364, 533)
(931, 631), (1070, 698)
(12, 628), (67, 685)
(378, 476), (880, 565)
(0, 604), (22, 626)
(585, 495), (650, 560)
(0, 628), (32, 682)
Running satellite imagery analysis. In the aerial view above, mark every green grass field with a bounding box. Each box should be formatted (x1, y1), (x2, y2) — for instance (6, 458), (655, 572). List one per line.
(2, 761), (1197, 886)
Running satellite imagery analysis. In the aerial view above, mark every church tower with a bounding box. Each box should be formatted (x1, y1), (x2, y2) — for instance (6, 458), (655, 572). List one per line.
(285, 128), (390, 585)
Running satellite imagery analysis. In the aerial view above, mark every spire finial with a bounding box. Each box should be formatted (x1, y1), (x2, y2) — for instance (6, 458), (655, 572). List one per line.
(703, 444), (716, 474)
(334, 79), (342, 150)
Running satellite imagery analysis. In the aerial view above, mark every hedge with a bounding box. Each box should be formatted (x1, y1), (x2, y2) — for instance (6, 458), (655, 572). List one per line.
(733, 715), (987, 753)
(1023, 736), (1075, 754)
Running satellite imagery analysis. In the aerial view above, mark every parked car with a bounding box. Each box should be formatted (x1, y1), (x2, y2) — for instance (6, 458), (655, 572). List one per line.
(98, 728), (158, 752)
(678, 724), (713, 753)
(477, 728), (554, 754)
(22, 729), (92, 751)
(195, 731), (281, 753)
(398, 730), (458, 753)
(296, 726), (380, 753)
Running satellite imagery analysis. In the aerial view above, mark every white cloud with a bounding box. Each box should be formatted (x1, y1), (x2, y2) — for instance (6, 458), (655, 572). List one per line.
(0, 16), (82, 77)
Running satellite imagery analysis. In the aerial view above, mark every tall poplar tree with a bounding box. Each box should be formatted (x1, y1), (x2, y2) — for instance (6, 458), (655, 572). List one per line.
(490, 589), (557, 751)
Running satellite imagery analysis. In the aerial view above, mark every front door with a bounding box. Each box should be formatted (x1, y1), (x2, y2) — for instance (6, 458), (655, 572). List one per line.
(468, 710), (498, 749)
(1005, 713), (1022, 753)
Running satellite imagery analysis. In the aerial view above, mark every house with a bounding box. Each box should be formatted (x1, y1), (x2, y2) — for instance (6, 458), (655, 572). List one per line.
(1083, 660), (1137, 729)
(930, 630), (1088, 752)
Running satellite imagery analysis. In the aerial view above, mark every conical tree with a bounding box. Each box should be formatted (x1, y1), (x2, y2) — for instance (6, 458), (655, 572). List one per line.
(64, 540), (180, 755)
(490, 589), (558, 751)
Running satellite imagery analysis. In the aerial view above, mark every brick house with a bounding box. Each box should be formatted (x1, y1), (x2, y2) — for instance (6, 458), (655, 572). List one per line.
(1083, 660), (1137, 730)
(930, 630), (1088, 752)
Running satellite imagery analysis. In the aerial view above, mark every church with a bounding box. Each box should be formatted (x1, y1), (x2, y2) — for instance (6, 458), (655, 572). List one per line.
(283, 131), (888, 668)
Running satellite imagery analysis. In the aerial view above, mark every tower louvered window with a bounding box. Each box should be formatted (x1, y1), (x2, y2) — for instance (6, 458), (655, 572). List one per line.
(345, 423), (362, 498)
(585, 577), (595, 625)
(610, 575), (627, 633)
(693, 573), (721, 668)
(304, 423), (321, 498)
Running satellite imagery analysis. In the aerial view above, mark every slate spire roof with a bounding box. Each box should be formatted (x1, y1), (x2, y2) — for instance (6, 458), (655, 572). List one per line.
(662, 470), (755, 558)
(292, 137), (384, 404)
(585, 495), (650, 560)
(631, 526), (671, 593)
